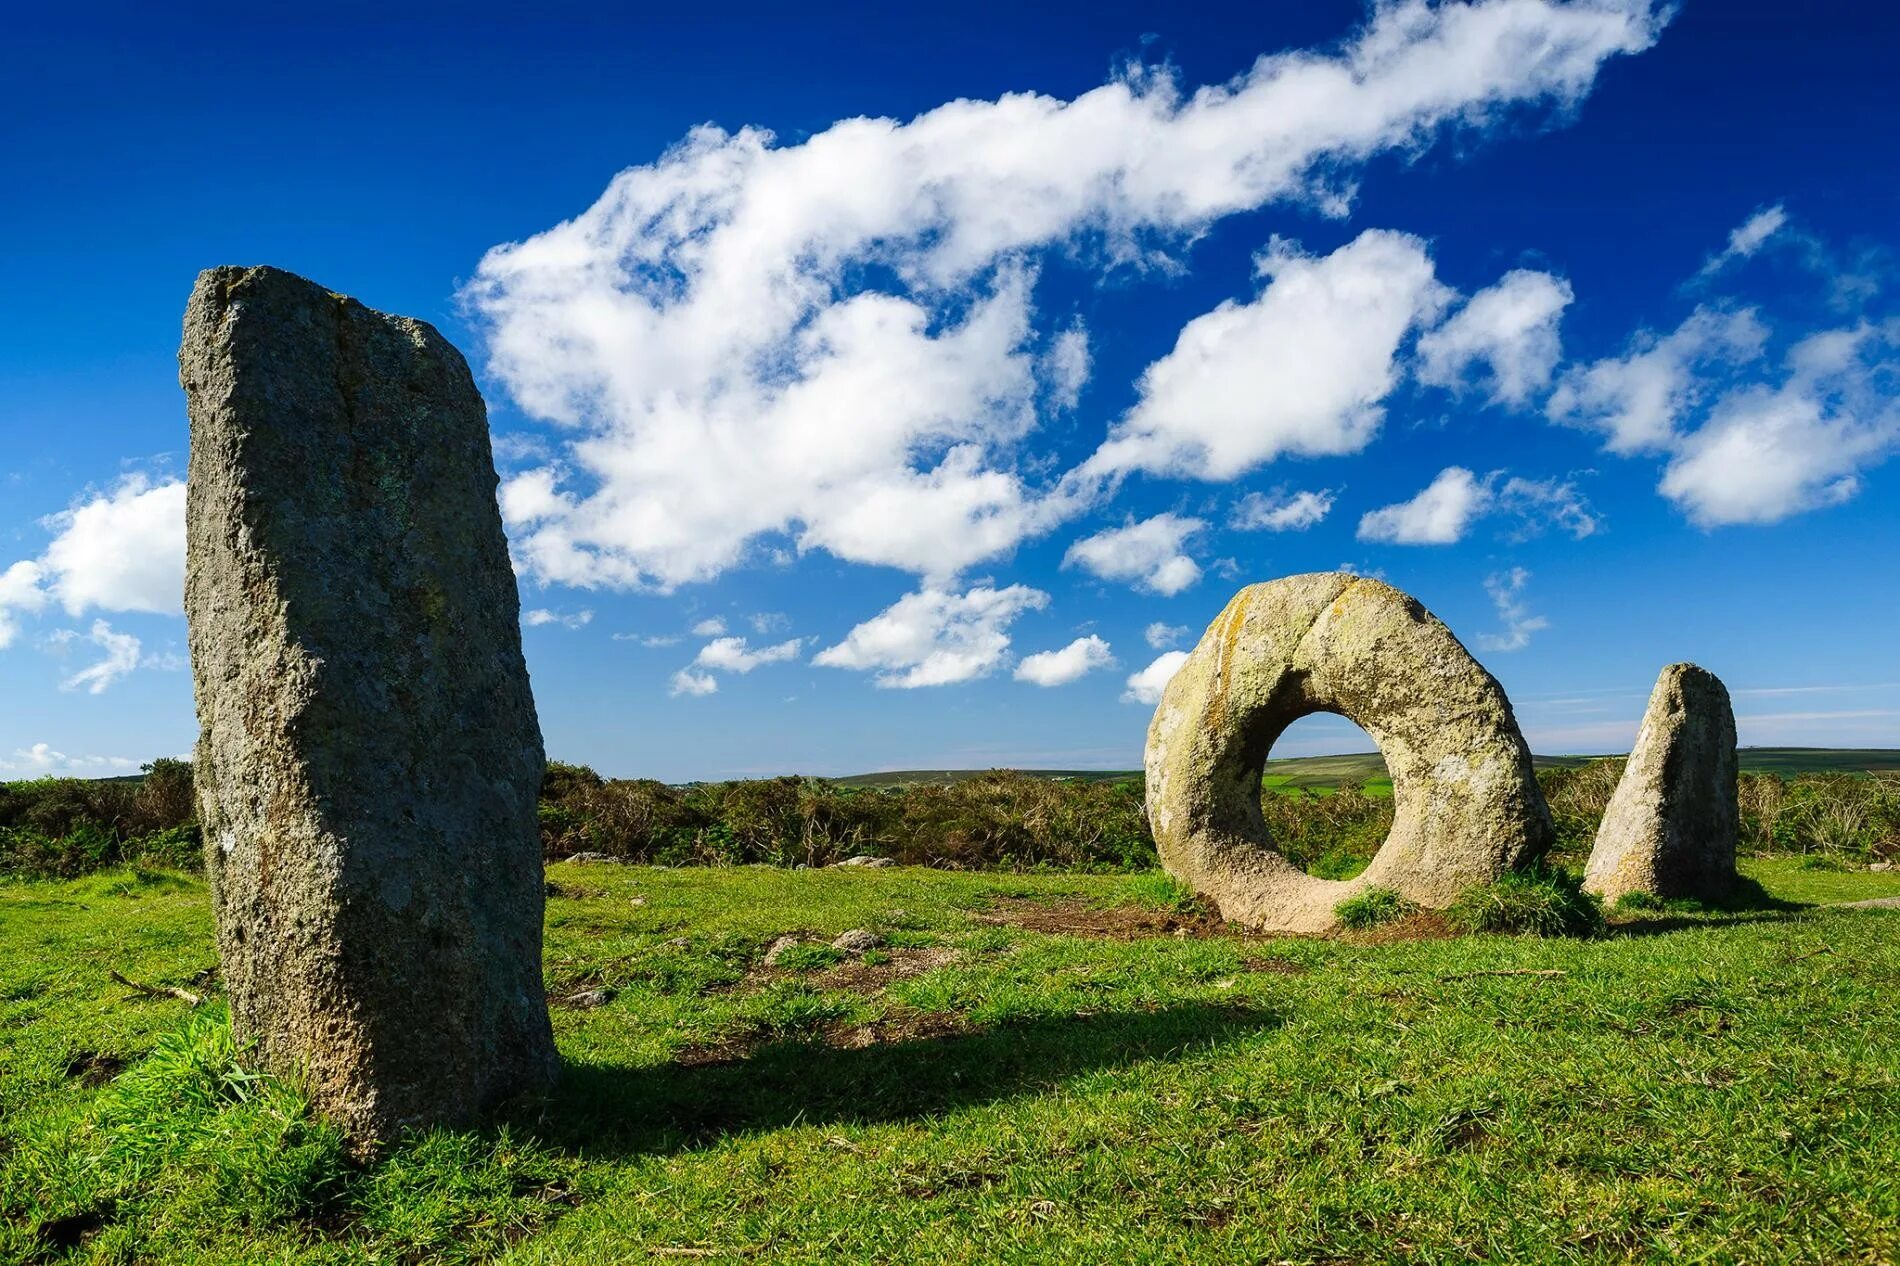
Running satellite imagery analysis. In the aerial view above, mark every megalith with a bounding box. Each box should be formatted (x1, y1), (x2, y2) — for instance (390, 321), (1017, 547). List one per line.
(180, 266), (557, 1147)
(1584, 663), (1738, 903)
(1145, 573), (1552, 933)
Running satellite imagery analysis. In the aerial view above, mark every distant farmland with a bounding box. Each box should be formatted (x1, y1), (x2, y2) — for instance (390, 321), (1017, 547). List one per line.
(834, 747), (1900, 790)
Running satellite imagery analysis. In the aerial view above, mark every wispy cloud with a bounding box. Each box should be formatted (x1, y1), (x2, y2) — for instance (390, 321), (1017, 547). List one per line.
(1475, 568), (1548, 653)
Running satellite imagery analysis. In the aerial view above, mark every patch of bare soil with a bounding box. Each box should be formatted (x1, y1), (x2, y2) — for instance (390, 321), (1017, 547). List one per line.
(972, 896), (1466, 945)
(1349, 911), (1459, 943)
(806, 946), (961, 992)
(1241, 955), (1311, 975)
(676, 1007), (976, 1067)
(62, 1051), (125, 1087)
(824, 1008), (973, 1049)
(968, 896), (1231, 940)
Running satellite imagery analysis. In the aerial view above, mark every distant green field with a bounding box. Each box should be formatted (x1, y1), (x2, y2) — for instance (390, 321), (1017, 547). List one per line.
(835, 748), (1900, 791)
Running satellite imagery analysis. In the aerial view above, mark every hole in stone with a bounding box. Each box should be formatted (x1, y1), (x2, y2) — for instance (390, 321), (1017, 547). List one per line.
(1259, 714), (1394, 880)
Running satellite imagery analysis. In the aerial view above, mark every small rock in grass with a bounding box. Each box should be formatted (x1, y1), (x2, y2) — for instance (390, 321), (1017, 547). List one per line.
(834, 855), (895, 868)
(564, 988), (613, 1009)
(567, 851), (618, 864)
(763, 936), (803, 966)
(832, 929), (881, 954)
(1870, 861), (1894, 872)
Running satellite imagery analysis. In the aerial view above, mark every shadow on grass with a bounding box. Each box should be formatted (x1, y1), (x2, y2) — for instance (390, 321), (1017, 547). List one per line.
(1605, 875), (1805, 938)
(528, 1002), (1280, 1159)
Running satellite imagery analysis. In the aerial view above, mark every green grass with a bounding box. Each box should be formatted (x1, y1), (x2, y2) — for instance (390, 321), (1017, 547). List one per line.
(5, 862), (1900, 1262)
(1446, 866), (1608, 938)
(1332, 886), (1413, 929)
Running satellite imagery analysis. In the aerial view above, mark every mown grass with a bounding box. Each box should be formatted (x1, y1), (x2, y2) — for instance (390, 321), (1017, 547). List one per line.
(4, 859), (1898, 1263)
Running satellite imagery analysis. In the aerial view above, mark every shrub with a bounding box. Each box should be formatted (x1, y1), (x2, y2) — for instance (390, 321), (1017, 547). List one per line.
(1536, 759), (1626, 860)
(1261, 781), (1393, 878)
(1447, 865), (1605, 938)
(1334, 886), (1414, 929)
(10, 757), (1899, 880)
(132, 758), (197, 834)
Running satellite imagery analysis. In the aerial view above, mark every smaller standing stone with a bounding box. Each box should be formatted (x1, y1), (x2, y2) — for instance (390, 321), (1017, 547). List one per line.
(1585, 663), (1739, 903)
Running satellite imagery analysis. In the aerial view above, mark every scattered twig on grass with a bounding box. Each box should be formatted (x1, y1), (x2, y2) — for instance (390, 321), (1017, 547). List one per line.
(1436, 969), (1567, 981)
(1785, 946), (1833, 963)
(107, 969), (202, 1007)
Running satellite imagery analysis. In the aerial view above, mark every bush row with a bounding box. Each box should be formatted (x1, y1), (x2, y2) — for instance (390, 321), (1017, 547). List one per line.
(3, 757), (1896, 880)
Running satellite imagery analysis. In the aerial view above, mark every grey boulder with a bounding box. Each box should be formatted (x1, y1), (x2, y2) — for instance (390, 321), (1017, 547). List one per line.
(1584, 663), (1739, 904)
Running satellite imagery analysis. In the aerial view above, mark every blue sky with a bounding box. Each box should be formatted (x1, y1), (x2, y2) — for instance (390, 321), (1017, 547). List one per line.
(3, 0), (1898, 780)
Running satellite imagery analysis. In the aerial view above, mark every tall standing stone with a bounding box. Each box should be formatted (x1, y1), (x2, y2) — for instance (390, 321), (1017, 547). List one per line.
(180, 266), (557, 1148)
(1584, 662), (1739, 904)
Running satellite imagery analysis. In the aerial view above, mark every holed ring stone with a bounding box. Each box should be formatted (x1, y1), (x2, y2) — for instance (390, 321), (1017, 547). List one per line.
(1144, 572), (1553, 933)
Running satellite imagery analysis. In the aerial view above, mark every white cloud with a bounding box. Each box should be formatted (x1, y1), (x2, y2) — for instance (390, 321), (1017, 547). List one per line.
(1658, 325), (1900, 525)
(1086, 231), (1449, 481)
(748, 611), (791, 634)
(1122, 650), (1190, 705)
(1014, 635), (1114, 686)
(38, 476), (187, 617)
(1416, 269), (1573, 405)
(1063, 513), (1205, 595)
(0, 742), (140, 777)
(1496, 475), (1600, 539)
(693, 635), (804, 673)
(1699, 203), (1789, 276)
(1045, 324), (1091, 410)
(498, 467), (573, 529)
(1476, 567), (1549, 652)
(691, 617), (728, 637)
(1231, 487), (1334, 532)
(0, 477), (187, 668)
(1546, 307), (1767, 454)
(612, 632), (681, 647)
(1144, 621), (1190, 650)
(669, 668), (719, 697)
(523, 608), (593, 629)
(60, 620), (143, 695)
(1544, 212), (1898, 527)
(813, 583), (1048, 688)
(0, 560), (48, 649)
(490, 432), (554, 466)
(466, 2), (1664, 591)
(1357, 466), (1491, 544)
(1357, 467), (1598, 544)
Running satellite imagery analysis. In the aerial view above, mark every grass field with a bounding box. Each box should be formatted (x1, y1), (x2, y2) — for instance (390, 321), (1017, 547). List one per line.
(833, 748), (1900, 791)
(5, 859), (1900, 1263)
